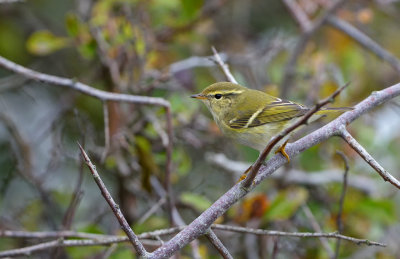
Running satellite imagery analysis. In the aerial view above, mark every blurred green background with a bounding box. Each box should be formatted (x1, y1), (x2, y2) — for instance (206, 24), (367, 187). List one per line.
(1, 0), (400, 258)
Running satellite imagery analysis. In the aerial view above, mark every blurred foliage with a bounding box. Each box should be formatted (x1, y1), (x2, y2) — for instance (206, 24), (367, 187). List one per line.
(1, 0), (400, 258)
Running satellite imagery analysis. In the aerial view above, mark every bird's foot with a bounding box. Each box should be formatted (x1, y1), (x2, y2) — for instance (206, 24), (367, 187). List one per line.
(275, 140), (290, 162)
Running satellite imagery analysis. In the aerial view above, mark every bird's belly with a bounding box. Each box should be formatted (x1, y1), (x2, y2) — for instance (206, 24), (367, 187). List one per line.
(220, 123), (282, 152)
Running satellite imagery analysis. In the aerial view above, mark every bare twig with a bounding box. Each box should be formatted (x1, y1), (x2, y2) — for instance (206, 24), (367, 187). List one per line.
(77, 144), (148, 257)
(0, 0), (24, 3)
(164, 105), (174, 226)
(334, 151), (349, 259)
(101, 101), (110, 162)
(138, 197), (166, 224)
(211, 46), (238, 84)
(242, 82), (350, 188)
(339, 129), (400, 189)
(0, 223), (384, 258)
(0, 56), (169, 106)
(212, 224), (385, 247)
(205, 230), (233, 259)
(327, 16), (400, 74)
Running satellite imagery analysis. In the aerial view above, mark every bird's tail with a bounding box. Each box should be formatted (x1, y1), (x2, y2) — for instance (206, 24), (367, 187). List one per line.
(315, 107), (353, 115)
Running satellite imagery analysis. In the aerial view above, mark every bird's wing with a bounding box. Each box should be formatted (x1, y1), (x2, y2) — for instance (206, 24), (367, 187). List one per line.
(227, 99), (308, 129)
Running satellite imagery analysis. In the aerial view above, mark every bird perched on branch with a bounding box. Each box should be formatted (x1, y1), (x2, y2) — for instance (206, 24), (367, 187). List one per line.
(191, 82), (351, 161)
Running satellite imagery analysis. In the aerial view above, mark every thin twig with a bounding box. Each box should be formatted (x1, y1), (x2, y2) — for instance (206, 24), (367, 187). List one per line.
(327, 16), (400, 74)
(334, 151), (349, 259)
(0, 223), (384, 258)
(211, 224), (385, 247)
(242, 82), (350, 188)
(205, 230), (233, 259)
(164, 105), (174, 226)
(77, 144), (148, 257)
(0, 0), (24, 3)
(101, 101), (110, 162)
(339, 129), (400, 189)
(211, 46), (238, 84)
(0, 56), (169, 106)
(138, 197), (166, 224)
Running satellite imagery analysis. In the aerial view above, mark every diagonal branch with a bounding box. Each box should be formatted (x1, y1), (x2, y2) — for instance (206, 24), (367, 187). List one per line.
(78, 144), (148, 257)
(205, 230), (233, 259)
(327, 16), (400, 74)
(339, 129), (400, 189)
(211, 46), (238, 84)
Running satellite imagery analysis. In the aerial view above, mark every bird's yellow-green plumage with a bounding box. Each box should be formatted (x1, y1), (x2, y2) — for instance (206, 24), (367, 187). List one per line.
(191, 82), (350, 152)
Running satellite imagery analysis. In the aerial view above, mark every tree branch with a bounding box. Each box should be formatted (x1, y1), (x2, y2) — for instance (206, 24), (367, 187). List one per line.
(339, 129), (400, 189)
(78, 144), (148, 257)
(205, 230), (233, 259)
(0, 223), (384, 258)
(327, 16), (400, 74)
(211, 224), (384, 247)
(211, 46), (238, 84)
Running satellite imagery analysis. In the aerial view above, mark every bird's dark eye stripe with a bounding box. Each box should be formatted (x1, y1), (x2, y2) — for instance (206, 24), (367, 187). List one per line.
(214, 94), (222, 99)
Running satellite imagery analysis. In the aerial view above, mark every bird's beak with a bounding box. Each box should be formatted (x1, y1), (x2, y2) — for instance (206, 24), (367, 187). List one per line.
(190, 93), (207, 100)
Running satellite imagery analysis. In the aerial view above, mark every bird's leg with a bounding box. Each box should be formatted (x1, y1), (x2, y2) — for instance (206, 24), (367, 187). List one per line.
(275, 140), (290, 162)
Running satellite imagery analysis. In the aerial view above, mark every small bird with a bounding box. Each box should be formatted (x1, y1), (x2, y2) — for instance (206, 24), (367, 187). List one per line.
(191, 82), (350, 161)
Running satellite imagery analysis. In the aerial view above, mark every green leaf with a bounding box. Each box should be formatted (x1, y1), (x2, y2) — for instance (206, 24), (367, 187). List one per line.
(133, 215), (168, 234)
(109, 247), (136, 259)
(65, 12), (80, 37)
(357, 198), (396, 224)
(263, 187), (308, 221)
(180, 192), (212, 212)
(181, 0), (203, 19)
(78, 39), (97, 60)
(26, 30), (70, 55)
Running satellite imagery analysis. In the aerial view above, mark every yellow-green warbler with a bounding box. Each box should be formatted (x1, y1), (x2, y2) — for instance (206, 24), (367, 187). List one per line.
(191, 82), (350, 161)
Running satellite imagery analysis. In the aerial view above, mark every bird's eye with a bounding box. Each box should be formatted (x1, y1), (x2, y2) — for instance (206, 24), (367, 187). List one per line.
(214, 94), (222, 99)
